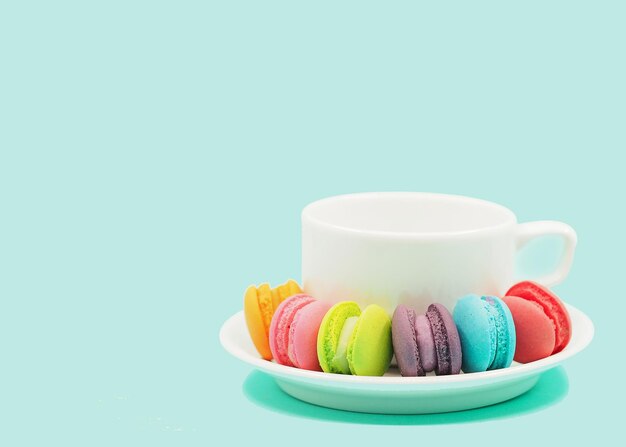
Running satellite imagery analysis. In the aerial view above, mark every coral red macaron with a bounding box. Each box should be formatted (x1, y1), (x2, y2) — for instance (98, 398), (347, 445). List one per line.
(504, 281), (572, 363)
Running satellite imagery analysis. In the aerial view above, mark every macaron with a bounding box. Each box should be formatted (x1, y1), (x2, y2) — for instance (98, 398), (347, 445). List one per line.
(453, 295), (516, 373)
(243, 279), (302, 360)
(268, 294), (332, 371)
(317, 302), (393, 376)
(503, 280), (572, 362)
(392, 304), (462, 376)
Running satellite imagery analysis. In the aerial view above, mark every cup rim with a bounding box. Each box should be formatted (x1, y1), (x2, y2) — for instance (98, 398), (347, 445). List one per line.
(302, 192), (517, 238)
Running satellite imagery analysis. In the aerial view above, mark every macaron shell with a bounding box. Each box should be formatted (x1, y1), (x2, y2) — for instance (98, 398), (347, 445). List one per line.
(453, 294), (496, 373)
(317, 301), (362, 374)
(347, 304), (393, 376)
(256, 284), (274, 332)
(243, 285), (272, 360)
(277, 280), (303, 302)
(426, 303), (462, 375)
(503, 295), (556, 363)
(505, 281), (571, 353)
(288, 300), (332, 371)
(269, 294), (316, 366)
(270, 287), (282, 312)
(483, 296), (516, 370)
(392, 305), (423, 377)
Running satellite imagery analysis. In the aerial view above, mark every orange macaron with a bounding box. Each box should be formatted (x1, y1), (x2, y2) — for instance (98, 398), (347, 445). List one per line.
(243, 280), (302, 359)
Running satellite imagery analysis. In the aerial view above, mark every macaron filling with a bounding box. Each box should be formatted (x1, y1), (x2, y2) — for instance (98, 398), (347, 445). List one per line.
(332, 316), (359, 374)
(415, 314), (436, 372)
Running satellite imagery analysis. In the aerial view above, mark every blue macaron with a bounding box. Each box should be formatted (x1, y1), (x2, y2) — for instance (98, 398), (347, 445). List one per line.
(452, 294), (516, 373)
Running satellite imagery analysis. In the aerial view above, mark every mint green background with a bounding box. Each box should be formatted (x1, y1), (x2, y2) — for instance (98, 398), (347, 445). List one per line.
(1, 1), (623, 445)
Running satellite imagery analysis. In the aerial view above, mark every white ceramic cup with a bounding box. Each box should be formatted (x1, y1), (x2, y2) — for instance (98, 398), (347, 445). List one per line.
(301, 192), (577, 315)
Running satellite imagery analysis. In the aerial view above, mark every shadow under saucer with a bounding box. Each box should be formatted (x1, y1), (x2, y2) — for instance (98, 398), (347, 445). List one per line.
(242, 366), (569, 425)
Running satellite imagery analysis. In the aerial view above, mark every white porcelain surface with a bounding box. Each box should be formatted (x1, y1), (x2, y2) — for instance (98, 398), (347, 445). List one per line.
(302, 192), (577, 314)
(220, 303), (593, 414)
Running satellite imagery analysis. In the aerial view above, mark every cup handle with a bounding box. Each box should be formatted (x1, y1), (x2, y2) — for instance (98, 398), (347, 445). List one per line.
(515, 221), (578, 287)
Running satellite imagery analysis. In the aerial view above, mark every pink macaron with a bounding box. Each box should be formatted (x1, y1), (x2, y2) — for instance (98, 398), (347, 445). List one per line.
(269, 294), (331, 371)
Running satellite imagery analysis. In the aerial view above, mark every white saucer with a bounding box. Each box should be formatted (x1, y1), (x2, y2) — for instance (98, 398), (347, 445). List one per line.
(219, 303), (593, 414)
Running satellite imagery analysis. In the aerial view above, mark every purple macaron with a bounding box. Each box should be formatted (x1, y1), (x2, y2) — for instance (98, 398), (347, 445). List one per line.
(392, 303), (462, 376)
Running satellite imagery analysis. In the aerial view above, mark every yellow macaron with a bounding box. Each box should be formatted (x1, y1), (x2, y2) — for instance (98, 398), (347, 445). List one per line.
(244, 279), (302, 359)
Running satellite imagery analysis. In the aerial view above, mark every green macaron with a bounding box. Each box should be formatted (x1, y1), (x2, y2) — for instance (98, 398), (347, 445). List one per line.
(317, 301), (393, 376)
